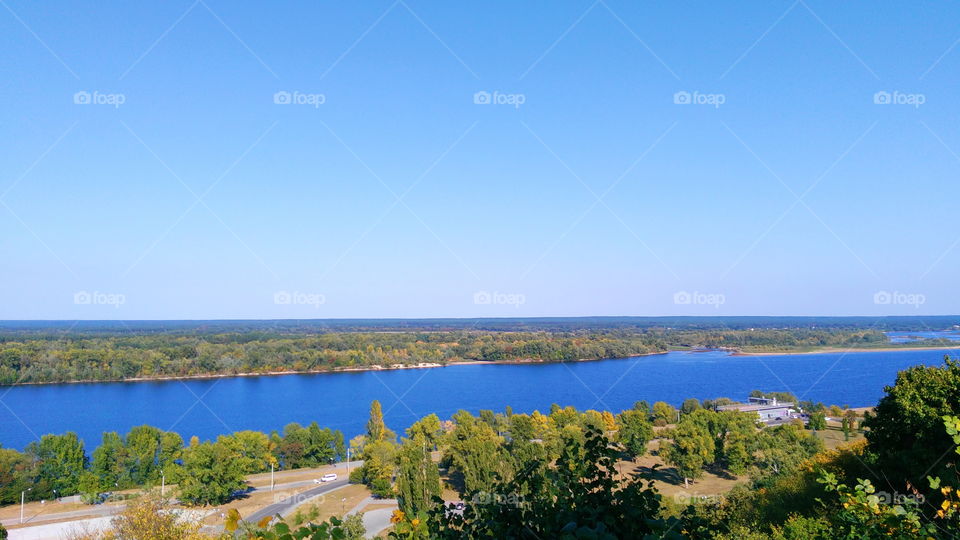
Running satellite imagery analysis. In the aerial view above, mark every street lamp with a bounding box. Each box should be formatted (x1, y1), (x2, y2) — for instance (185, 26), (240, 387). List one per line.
(20, 487), (32, 524)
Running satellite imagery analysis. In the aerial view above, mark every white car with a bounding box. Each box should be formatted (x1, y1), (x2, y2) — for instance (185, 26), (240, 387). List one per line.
(320, 473), (337, 483)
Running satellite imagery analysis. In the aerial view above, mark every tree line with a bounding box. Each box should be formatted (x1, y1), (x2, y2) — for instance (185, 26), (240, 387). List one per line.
(0, 422), (345, 506)
(0, 326), (913, 385)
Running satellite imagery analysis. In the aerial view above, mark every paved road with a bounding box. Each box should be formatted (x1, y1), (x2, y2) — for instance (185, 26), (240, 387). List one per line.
(361, 508), (395, 539)
(3, 462), (365, 530)
(246, 479), (350, 523)
(8, 515), (114, 540)
(1, 504), (127, 528)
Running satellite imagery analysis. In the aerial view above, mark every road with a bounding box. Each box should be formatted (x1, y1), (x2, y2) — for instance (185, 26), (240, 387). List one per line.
(246, 479), (350, 524)
(8, 515), (114, 540)
(1, 503), (127, 528)
(3, 462), (364, 531)
(361, 508), (395, 539)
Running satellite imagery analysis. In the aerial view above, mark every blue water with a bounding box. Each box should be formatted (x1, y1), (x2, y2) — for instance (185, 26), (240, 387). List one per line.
(2, 349), (956, 450)
(886, 331), (960, 343)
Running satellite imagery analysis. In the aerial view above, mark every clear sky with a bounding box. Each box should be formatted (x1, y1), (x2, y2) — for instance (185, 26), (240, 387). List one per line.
(1, 1), (958, 319)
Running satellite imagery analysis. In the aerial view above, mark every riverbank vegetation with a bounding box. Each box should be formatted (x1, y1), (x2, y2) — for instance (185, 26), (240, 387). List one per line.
(1, 321), (953, 385)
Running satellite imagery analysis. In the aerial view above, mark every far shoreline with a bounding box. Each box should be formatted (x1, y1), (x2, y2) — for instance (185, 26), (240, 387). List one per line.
(732, 344), (960, 356)
(3, 345), (958, 388)
(1, 351), (671, 388)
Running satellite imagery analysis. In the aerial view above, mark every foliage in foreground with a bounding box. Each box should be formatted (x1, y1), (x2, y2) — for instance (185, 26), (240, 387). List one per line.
(424, 427), (682, 539)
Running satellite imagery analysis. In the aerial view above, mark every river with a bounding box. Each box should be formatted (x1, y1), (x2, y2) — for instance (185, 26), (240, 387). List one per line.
(2, 348), (956, 449)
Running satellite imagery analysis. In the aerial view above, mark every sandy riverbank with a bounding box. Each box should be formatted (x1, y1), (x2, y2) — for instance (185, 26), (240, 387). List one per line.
(733, 345), (960, 356)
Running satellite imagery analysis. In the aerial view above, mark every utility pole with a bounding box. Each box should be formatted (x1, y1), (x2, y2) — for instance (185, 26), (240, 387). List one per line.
(271, 463), (275, 491)
(161, 472), (165, 497)
(346, 448), (351, 475)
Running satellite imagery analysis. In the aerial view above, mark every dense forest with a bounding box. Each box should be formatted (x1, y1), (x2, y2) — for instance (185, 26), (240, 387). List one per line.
(0, 321), (955, 384)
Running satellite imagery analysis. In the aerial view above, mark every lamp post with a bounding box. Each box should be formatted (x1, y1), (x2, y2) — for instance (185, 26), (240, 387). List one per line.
(161, 472), (165, 497)
(20, 487), (32, 524)
(270, 463), (274, 492)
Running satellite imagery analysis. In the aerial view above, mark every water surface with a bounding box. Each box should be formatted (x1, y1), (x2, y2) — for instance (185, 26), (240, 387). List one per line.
(2, 348), (956, 450)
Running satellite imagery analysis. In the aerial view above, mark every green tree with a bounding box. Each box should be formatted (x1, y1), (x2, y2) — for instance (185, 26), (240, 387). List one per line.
(662, 422), (713, 488)
(396, 434), (440, 515)
(178, 440), (246, 505)
(865, 356), (960, 489)
(366, 400), (396, 443)
(444, 410), (506, 495)
(341, 513), (366, 539)
(217, 430), (274, 474)
(354, 439), (397, 498)
(77, 471), (102, 504)
(91, 432), (124, 489)
(653, 401), (677, 425)
(617, 409), (653, 460)
(633, 400), (651, 416)
(808, 412), (827, 431)
(24, 432), (87, 498)
(0, 448), (31, 505)
(752, 423), (824, 480)
(405, 414), (442, 449)
(681, 398), (702, 415)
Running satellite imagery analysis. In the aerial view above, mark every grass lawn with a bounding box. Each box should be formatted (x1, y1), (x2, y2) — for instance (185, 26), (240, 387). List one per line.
(286, 483), (371, 524)
(617, 439), (746, 504)
(811, 426), (865, 450)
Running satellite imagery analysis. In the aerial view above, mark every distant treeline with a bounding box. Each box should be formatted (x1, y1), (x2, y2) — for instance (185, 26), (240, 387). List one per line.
(0, 331), (663, 384)
(0, 326), (944, 385)
(1, 315), (957, 335)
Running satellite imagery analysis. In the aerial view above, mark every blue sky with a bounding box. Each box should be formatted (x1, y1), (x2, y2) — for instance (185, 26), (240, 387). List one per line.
(1, 0), (958, 319)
